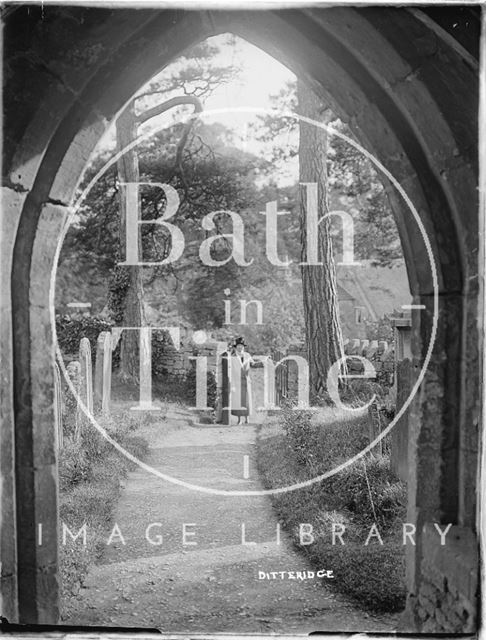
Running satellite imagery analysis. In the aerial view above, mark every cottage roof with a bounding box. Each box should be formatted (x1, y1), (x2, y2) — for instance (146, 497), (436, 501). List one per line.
(336, 262), (411, 320)
(336, 283), (356, 302)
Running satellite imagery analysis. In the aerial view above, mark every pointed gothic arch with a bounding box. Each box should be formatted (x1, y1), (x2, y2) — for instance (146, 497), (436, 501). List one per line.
(1, 6), (480, 630)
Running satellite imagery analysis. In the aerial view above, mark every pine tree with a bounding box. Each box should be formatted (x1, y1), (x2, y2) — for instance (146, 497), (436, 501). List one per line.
(298, 80), (345, 397)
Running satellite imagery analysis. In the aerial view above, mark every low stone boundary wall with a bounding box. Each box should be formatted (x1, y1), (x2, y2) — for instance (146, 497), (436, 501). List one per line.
(278, 338), (396, 403)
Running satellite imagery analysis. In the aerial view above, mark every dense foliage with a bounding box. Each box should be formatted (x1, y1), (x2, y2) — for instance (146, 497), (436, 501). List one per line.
(55, 314), (113, 361)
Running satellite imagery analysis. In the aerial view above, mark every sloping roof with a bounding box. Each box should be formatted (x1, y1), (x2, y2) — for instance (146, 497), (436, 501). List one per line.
(336, 283), (356, 302)
(336, 262), (411, 320)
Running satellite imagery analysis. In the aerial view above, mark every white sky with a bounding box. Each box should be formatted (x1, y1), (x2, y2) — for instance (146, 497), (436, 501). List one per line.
(95, 35), (298, 182)
(204, 35), (295, 111)
(199, 35), (298, 182)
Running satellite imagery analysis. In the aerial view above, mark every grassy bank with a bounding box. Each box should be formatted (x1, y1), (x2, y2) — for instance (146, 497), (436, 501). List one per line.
(256, 406), (407, 613)
(58, 407), (151, 620)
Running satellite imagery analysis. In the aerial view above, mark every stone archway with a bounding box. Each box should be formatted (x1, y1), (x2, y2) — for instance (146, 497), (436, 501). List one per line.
(1, 5), (480, 630)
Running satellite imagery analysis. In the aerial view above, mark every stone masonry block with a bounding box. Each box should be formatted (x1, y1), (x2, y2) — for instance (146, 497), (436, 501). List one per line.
(378, 340), (388, 354)
(422, 618), (441, 633)
(348, 339), (361, 355)
(418, 590), (436, 616)
(417, 606), (428, 621)
(435, 608), (451, 631)
(422, 524), (478, 600)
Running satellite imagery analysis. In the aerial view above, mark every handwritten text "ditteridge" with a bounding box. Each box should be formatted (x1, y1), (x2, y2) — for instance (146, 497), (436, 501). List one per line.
(258, 570), (334, 580)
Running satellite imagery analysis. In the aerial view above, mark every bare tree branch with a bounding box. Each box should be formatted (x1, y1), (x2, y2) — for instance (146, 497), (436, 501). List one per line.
(136, 95), (202, 126)
(134, 82), (183, 103)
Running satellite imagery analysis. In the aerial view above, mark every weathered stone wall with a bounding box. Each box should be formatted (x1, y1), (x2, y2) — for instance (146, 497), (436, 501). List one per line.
(156, 338), (193, 379)
(413, 524), (478, 632)
(156, 336), (225, 379)
(344, 338), (395, 386)
(282, 338), (396, 403)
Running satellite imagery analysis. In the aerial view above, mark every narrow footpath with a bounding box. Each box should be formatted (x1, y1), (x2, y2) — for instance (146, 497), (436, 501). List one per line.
(67, 404), (398, 633)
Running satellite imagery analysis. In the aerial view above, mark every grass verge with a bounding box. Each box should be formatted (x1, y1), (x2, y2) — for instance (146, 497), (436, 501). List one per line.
(58, 407), (151, 620)
(256, 405), (407, 613)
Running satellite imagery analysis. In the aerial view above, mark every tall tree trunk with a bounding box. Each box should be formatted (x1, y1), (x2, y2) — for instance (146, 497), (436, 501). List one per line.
(115, 103), (146, 381)
(298, 80), (345, 398)
(112, 96), (201, 382)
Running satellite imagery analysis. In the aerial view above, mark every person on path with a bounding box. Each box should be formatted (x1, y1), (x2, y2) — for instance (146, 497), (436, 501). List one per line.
(219, 340), (234, 425)
(230, 337), (254, 425)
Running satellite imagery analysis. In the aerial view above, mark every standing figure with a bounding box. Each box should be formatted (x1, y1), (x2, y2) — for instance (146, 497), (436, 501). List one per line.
(219, 340), (233, 426)
(230, 337), (254, 425)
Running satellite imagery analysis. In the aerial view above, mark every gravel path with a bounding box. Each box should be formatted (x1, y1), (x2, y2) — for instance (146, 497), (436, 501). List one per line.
(66, 404), (399, 634)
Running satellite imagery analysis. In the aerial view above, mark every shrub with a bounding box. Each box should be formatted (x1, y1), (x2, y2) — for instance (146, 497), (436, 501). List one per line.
(60, 481), (119, 532)
(281, 403), (318, 466)
(365, 313), (395, 343)
(55, 313), (113, 362)
(56, 313), (167, 374)
(339, 379), (388, 409)
(280, 405), (370, 472)
(184, 365), (217, 409)
(59, 482), (117, 607)
(378, 482), (407, 523)
(309, 543), (406, 612)
(314, 415), (369, 469)
(152, 331), (175, 380)
(58, 439), (92, 491)
(79, 420), (110, 461)
(327, 456), (406, 530)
